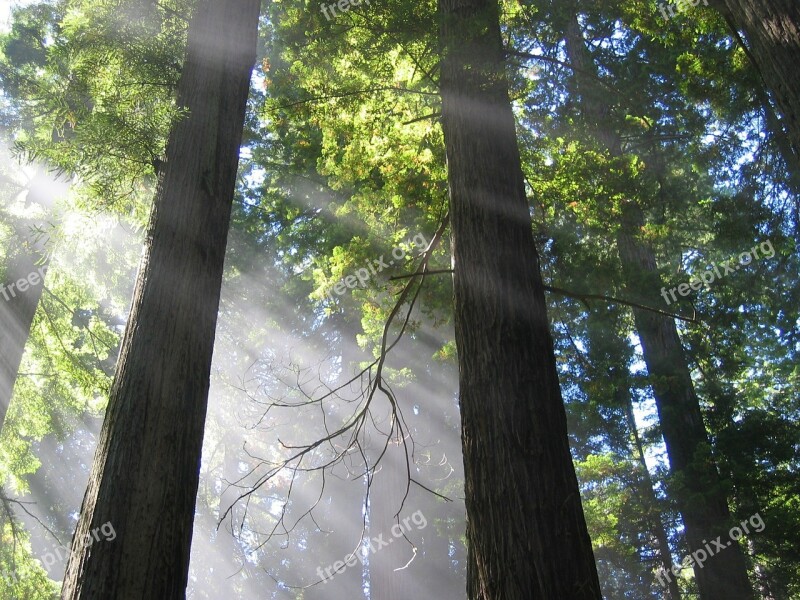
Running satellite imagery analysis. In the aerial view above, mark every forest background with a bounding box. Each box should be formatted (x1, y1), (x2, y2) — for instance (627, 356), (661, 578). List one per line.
(0, 0), (798, 598)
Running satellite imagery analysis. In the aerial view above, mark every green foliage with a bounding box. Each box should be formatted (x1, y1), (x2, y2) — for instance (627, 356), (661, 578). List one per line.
(1, 0), (188, 217)
(0, 518), (59, 600)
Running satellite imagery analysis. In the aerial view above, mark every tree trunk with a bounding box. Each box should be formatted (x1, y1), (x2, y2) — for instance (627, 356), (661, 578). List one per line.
(563, 15), (754, 600)
(60, 0), (260, 597)
(616, 207), (754, 600)
(585, 310), (681, 600)
(0, 229), (44, 433)
(711, 0), (800, 166)
(585, 308), (681, 598)
(316, 312), (369, 599)
(0, 170), (54, 434)
(621, 381), (682, 600)
(438, 1), (602, 598)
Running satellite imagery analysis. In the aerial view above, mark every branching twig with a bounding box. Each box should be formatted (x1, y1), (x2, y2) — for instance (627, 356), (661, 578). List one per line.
(217, 215), (453, 588)
(276, 86), (439, 110)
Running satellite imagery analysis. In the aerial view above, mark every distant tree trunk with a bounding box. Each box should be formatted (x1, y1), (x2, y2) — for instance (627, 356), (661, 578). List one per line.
(0, 170), (54, 434)
(620, 382), (682, 600)
(319, 312), (369, 599)
(60, 0), (260, 597)
(400, 326), (464, 598)
(0, 230), (43, 433)
(616, 206), (754, 600)
(563, 15), (754, 600)
(585, 309), (681, 599)
(438, 1), (602, 598)
(710, 0), (800, 165)
(218, 429), (246, 595)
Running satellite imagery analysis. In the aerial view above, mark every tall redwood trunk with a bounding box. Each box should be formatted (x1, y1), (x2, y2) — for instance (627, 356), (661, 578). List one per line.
(60, 0), (260, 597)
(563, 15), (753, 600)
(710, 0), (800, 164)
(439, 1), (602, 598)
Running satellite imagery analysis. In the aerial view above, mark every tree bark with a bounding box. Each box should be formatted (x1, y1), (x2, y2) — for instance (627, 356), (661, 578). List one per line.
(438, 1), (602, 598)
(563, 15), (754, 600)
(710, 0), (800, 166)
(60, 0), (260, 597)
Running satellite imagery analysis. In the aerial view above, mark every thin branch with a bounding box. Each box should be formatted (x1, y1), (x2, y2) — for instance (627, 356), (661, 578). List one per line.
(389, 267), (454, 281)
(545, 285), (699, 323)
(276, 86), (439, 110)
(505, 48), (622, 95)
(2, 495), (65, 546)
(402, 112), (441, 126)
(0, 488), (21, 574)
(388, 268), (697, 322)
